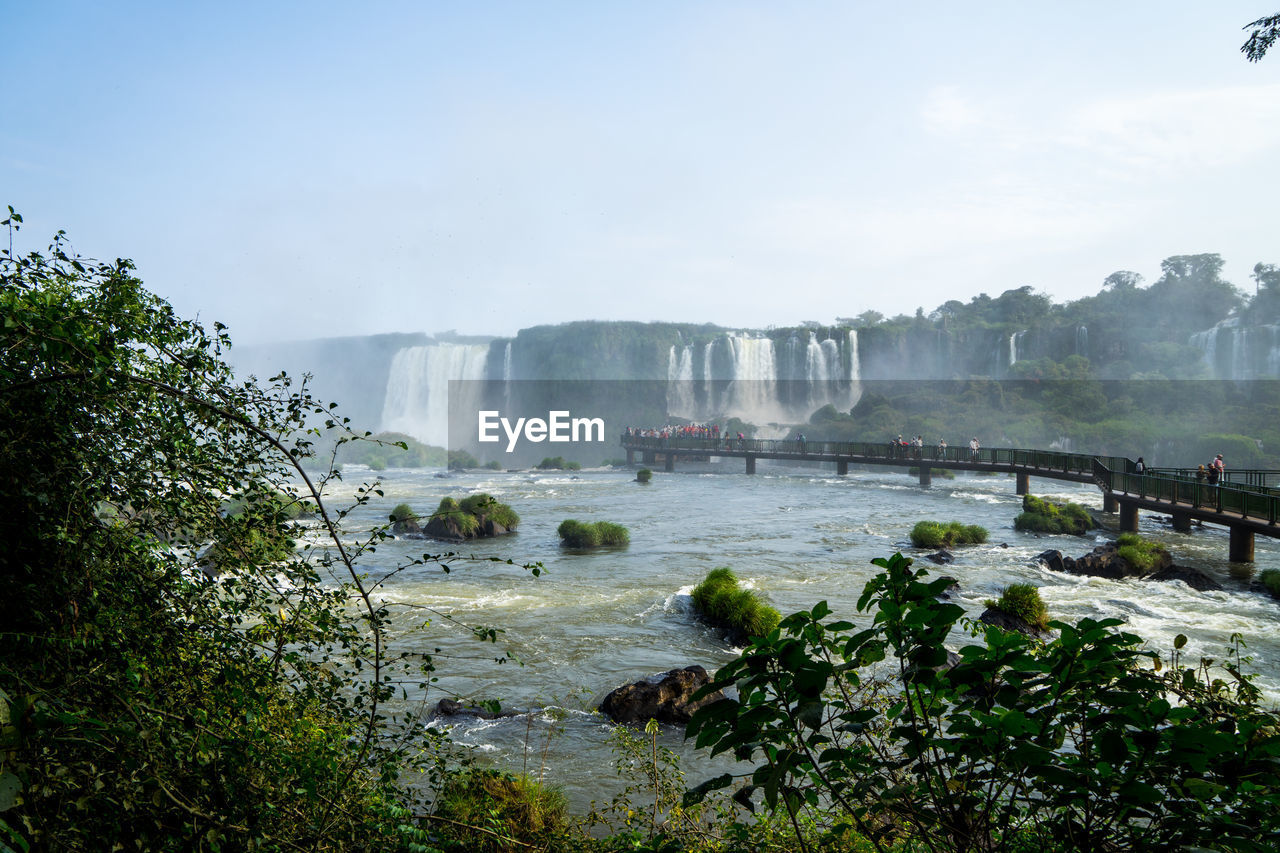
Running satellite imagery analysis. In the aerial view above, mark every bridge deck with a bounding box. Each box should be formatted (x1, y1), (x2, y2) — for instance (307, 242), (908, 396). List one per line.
(620, 435), (1280, 553)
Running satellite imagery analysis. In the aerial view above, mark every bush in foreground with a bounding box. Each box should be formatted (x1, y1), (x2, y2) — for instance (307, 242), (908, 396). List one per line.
(431, 769), (569, 852)
(687, 552), (1280, 853)
(691, 567), (781, 645)
(557, 519), (629, 547)
(910, 520), (988, 548)
(1014, 494), (1094, 535)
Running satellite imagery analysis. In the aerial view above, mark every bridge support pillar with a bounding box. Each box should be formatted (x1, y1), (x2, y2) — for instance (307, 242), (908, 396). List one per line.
(837, 460), (848, 476)
(1015, 472), (1030, 496)
(664, 454), (675, 472)
(1119, 501), (1139, 533)
(1229, 527), (1255, 563)
(642, 451), (655, 465)
(1103, 493), (1118, 513)
(1171, 512), (1192, 532)
(626, 449), (634, 465)
(745, 456), (756, 475)
(919, 466), (932, 487)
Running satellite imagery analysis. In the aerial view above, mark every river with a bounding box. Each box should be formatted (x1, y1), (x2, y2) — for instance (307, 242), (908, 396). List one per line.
(297, 458), (1280, 813)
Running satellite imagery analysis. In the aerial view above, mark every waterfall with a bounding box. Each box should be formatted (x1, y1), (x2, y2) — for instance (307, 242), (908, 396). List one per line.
(723, 334), (784, 425)
(381, 343), (490, 447)
(503, 342), (513, 381)
(848, 329), (860, 383)
(666, 345), (697, 419)
(1075, 325), (1088, 358)
(661, 330), (861, 426)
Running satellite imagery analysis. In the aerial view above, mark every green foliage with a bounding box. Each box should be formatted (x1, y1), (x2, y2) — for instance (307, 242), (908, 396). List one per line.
(458, 492), (520, 529)
(985, 583), (1050, 631)
(484, 459), (502, 470)
(690, 568), (781, 645)
(335, 430), (445, 469)
(686, 552), (1280, 853)
(430, 769), (569, 852)
(557, 519), (630, 548)
(635, 468), (653, 483)
(537, 455), (582, 470)
(1014, 494), (1095, 535)
(0, 221), (547, 851)
(448, 448), (480, 470)
(432, 496), (480, 536)
(1261, 568), (1280, 599)
(909, 520), (988, 548)
(1115, 532), (1168, 574)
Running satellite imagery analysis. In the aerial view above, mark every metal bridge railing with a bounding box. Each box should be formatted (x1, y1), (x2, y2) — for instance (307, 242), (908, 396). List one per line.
(1093, 459), (1280, 525)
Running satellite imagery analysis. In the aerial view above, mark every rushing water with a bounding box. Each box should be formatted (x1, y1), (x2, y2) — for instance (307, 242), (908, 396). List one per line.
(297, 459), (1280, 812)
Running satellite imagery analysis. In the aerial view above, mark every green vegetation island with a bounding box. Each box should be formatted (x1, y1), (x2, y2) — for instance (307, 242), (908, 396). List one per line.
(689, 567), (781, 646)
(557, 519), (630, 548)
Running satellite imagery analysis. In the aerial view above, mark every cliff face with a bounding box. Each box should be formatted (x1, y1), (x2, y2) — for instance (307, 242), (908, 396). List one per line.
(229, 313), (1280, 462)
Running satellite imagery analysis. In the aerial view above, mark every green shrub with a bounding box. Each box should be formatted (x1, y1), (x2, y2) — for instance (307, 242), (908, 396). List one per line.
(536, 456), (580, 470)
(447, 449), (480, 470)
(389, 503), (415, 524)
(686, 552), (1280, 853)
(431, 496), (479, 537)
(557, 519), (629, 548)
(691, 567), (781, 644)
(1115, 532), (1167, 573)
(1015, 494), (1094, 535)
(909, 520), (988, 548)
(334, 431), (446, 469)
(431, 769), (568, 851)
(458, 493), (520, 529)
(1261, 568), (1280, 599)
(985, 583), (1049, 631)
(484, 460), (502, 470)
(635, 468), (653, 483)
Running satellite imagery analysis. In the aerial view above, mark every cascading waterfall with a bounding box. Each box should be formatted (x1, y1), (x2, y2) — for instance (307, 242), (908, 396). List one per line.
(662, 331), (861, 427)
(666, 345), (698, 419)
(1075, 325), (1088, 358)
(381, 343), (490, 447)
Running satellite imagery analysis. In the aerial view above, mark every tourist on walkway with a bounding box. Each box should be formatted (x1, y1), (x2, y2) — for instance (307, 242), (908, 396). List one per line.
(1134, 457), (1145, 474)
(969, 437), (980, 461)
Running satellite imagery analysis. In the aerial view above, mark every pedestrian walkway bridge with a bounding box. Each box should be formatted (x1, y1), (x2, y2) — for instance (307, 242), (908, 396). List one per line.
(619, 434), (1280, 562)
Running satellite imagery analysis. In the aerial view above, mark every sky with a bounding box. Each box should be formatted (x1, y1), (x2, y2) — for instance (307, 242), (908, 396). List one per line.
(5, 2), (1279, 345)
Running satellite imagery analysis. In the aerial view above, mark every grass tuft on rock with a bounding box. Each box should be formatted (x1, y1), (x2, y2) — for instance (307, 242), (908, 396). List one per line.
(1015, 494), (1095, 535)
(1115, 533), (1168, 574)
(1261, 568), (1280, 599)
(635, 468), (653, 483)
(557, 519), (629, 548)
(432, 769), (569, 851)
(910, 520), (988, 549)
(691, 567), (781, 644)
(985, 583), (1050, 632)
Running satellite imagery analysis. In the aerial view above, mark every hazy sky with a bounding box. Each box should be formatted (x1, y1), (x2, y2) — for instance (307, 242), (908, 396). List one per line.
(6, 2), (1278, 344)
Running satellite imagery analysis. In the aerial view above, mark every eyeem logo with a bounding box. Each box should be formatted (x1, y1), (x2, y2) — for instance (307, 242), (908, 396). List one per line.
(478, 410), (605, 452)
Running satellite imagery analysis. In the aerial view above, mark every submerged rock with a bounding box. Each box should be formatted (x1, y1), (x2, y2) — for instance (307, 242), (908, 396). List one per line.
(1147, 565), (1223, 592)
(925, 550), (955, 565)
(599, 666), (723, 725)
(432, 698), (520, 720)
(1036, 543), (1217, 590)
